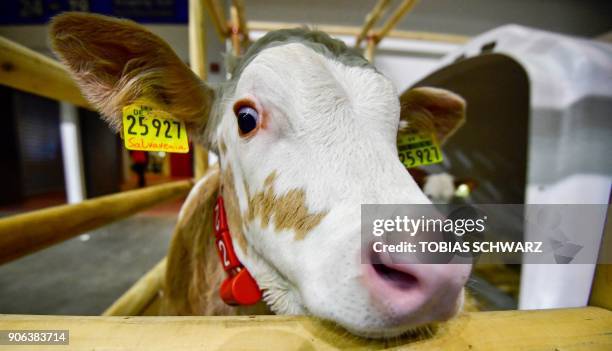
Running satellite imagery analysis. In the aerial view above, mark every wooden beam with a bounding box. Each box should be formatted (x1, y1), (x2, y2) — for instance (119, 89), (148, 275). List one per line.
(139, 294), (163, 316)
(189, 0), (210, 178)
(0, 307), (610, 350)
(365, 37), (376, 62)
(232, 0), (249, 40)
(590, 203), (612, 310)
(103, 257), (167, 316)
(376, 0), (419, 43)
(193, 146), (209, 179)
(591, 265), (612, 310)
(230, 4), (242, 56)
(229, 0), (249, 56)
(388, 29), (469, 44)
(0, 179), (201, 265)
(189, 0), (208, 79)
(248, 21), (470, 44)
(355, 0), (391, 47)
(357, 0), (420, 49)
(203, 0), (228, 41)
(0, 36), (90, 108)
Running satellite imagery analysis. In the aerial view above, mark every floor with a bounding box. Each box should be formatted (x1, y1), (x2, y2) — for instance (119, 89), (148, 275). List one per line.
(0, 174), (185, 315)
(0, 213), (177, 315)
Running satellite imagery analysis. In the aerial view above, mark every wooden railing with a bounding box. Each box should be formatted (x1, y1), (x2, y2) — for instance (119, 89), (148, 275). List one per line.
(589, 204), (612, 311)
(0, 307), (610, 350)
(0, 179), (194, 265)
(354, 0), (428, 62)
(249, 21), (470, 44)
(0, 36), (90, 108)
(102, 257), (168, 316)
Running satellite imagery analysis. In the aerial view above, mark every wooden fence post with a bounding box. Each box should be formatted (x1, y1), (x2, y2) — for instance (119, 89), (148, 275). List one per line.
(189, 0), (211, 178)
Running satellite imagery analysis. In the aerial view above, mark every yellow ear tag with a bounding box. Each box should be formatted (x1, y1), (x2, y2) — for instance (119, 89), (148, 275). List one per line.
(397, 131), (443, 168)
(121, 101), (189, 153)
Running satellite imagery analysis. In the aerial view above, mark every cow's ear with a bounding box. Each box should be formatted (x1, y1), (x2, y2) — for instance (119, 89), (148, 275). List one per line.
(399, 87), (466, 144)
(50, 12), (214, 136)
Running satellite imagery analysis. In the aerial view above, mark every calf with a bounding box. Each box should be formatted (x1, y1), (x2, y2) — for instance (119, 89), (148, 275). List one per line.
(50, 13), (470, 338)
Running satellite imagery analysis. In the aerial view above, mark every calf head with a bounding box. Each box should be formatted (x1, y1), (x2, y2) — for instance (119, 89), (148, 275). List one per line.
(51, 13), (470, 338)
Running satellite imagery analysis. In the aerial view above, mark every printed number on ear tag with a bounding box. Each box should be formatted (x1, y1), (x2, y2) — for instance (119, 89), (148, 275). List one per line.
(397, 132), (443, 168)
(121, 101), (189, 153)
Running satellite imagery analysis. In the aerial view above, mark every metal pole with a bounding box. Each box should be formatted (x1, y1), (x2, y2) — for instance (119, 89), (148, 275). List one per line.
(59, 102), (85, 203)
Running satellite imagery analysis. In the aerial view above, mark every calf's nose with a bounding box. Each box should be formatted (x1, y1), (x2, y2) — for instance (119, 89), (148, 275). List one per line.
(363, 251), (471, 326)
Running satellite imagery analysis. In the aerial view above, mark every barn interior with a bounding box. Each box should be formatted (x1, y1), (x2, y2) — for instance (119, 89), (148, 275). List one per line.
(0, 1), (611, 348)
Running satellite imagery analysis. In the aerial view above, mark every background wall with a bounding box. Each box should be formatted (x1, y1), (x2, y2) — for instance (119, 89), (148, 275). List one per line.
(244, 0), (612, 38)
(1, 1), (610, 93)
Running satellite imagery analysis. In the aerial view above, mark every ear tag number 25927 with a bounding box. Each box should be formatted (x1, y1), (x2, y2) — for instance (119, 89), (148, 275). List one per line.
(397, 132), (443, 168)
(121, 101), (189, 153)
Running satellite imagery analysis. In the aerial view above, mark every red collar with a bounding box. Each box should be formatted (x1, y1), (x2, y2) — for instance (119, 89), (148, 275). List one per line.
(214, 195), (262, 305)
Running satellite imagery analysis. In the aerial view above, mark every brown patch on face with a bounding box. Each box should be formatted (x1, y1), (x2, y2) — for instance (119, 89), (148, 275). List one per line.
(222, 165), (248, 254)
(247, 171), (328, 240)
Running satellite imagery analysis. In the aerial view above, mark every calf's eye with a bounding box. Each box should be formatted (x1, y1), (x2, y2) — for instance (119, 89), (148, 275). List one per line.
(236, 106), (259, 135)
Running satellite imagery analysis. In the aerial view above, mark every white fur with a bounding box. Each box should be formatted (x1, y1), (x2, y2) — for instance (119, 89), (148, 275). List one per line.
(423, 173), (456, 204)
(216, 43), (456, 337)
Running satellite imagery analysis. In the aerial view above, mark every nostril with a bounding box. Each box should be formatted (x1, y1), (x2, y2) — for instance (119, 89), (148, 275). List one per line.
(367, 245), (420, 291)
(371, 263), (419, 291)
